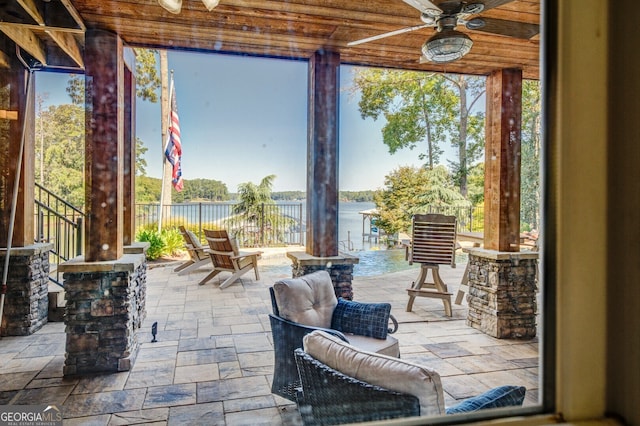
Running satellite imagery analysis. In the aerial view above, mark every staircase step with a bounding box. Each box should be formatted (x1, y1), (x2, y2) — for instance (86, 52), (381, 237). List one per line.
(48, 282), (66, 322)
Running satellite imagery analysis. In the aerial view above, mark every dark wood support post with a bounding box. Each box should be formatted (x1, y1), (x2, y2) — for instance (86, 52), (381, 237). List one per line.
(307, 50), (340, 257)
(123, 51), (136, 246)
(0, 67), (35, 247)
(84, 29), (124, 261)
(1, 62), (50, 337)
(484, 68), (523, 252)
(465, 69), (536, 339)
(295, 51), (358, 298)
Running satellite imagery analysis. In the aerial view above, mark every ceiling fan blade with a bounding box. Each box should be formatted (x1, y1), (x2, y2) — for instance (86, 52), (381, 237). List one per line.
(402, 0), (442, 16)
(347, 23), (430, 46)
(466, 17), (539, 39)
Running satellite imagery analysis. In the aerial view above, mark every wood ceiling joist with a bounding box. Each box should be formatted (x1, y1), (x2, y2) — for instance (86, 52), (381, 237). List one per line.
(0, 23), (47, 65)
(47, 30), (84, 68)
(60, 0), (87, 31)
(17, 0), (44, 25)
(0, 50), (10, 69)
(0, 0), (86, 70)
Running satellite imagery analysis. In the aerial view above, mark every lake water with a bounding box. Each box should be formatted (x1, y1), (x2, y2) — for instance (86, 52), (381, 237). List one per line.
(337, 201), (382, 251)
(277, 201), (467, 277)
(282, 201), (420, 276)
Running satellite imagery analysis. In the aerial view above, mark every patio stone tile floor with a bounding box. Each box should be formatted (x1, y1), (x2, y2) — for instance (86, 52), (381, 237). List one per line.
(0, 248), (540, 425)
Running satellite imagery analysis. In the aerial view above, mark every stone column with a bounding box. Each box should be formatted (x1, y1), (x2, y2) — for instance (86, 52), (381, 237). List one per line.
(0, 243), (53, 336)
(59, 253), (147, 375)
(464, 248), (538, 339)
(287, 251), (359, 300)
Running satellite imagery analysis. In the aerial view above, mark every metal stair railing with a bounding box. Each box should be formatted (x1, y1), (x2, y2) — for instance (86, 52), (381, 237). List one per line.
(34, 183), (84, 286)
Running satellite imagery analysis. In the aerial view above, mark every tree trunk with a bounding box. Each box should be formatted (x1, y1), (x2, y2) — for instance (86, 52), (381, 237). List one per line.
(458, 76), (469, 197)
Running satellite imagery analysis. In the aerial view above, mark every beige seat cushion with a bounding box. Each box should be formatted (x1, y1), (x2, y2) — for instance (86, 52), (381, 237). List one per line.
(272, 270), (337, 328)
(303, 330), (445, 417)
(346, 333), (400, 358)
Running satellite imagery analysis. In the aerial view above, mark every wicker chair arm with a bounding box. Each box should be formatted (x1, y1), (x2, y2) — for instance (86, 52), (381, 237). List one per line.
(269, 313), (350, 402)
(294, 349), (420, 425)
(388, 313), (399, 334)
(272, 314), (350, 342)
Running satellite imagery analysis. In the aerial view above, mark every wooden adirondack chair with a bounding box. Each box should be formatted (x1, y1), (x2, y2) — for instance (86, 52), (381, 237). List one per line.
(175, 226), (211, 275)
(199, 229), (262, 288)
(406, 213), (457, 317)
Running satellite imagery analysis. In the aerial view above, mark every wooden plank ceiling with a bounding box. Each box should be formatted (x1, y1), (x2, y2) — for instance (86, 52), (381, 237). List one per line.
(0, 0), (540, 79)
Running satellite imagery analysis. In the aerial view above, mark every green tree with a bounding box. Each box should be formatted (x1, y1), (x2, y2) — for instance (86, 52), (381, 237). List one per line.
(442, 74), (485, 196)
(339, 191), (375, 202)
(229, 175), (293, 246)
(61, 49), (161, 203)
(65, 74), (84, 105)
(173, 178), (229, 202)
(41, 104), (85, 207)
(466, 162), (485, 206)
(232, 174), (276, 217)
(520, 80), (542, 231)
(350, 69), (485, 196)
(135, 176), (161, 203)
(35, 93), (52, 185)
(66, 48), (160, 104)
(134, 49), (162, 102)
(373, 165), (469, 235)
(136, 137), (148, 176)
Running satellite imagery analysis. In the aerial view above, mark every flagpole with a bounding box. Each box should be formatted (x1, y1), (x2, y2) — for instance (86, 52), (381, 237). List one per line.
(158, 69), (174, 233)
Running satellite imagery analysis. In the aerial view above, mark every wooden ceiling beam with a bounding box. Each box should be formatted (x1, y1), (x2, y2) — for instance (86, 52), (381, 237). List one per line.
(60, 0), (87, 31)
(0, 50), (10, 69)
(0, 24), (47, 65)
(17, 0), (44, 26)
(4, 0), (86, 70)
(47, 31), (84, 68)
(5, 23), (84, 35)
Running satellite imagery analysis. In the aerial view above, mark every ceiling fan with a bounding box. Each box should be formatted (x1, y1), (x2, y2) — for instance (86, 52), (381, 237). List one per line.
(347, 0), (539, 64)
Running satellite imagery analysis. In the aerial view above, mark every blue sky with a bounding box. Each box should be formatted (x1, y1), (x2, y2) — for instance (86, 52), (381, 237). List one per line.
(36, 50), (447, 192)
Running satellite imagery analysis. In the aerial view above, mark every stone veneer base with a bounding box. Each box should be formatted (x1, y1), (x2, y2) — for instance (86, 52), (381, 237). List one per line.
(286, 251), (359, 300)
(464, 248), (539, 339)
(59, 252), (147, 375)
(0, 243), (54, 336)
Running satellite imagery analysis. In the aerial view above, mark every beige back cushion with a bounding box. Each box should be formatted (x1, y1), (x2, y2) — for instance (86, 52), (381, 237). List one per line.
(303, 330), (445, 417)
(272, 270), (337, 328)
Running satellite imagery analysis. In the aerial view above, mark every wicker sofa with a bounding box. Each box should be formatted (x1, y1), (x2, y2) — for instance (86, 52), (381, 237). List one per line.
(268, 270), (399, 401)
(295, 330), (527, 425)
(294, 348), (420, 425)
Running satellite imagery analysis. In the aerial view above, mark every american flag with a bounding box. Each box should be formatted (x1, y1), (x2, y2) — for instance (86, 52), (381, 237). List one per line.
(164, 75), (184, 192)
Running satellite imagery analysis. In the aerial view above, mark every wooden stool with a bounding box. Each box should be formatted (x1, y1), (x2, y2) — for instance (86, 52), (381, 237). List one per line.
(406, 263), (453, 317)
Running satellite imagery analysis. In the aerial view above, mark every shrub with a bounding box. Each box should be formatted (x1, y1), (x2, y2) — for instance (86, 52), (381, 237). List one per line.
(161, 227), (184, 256)
(136, 229), (164, 260)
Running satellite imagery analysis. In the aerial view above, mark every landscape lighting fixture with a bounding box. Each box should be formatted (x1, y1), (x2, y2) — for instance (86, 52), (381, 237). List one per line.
(158, 0), (220, 14)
